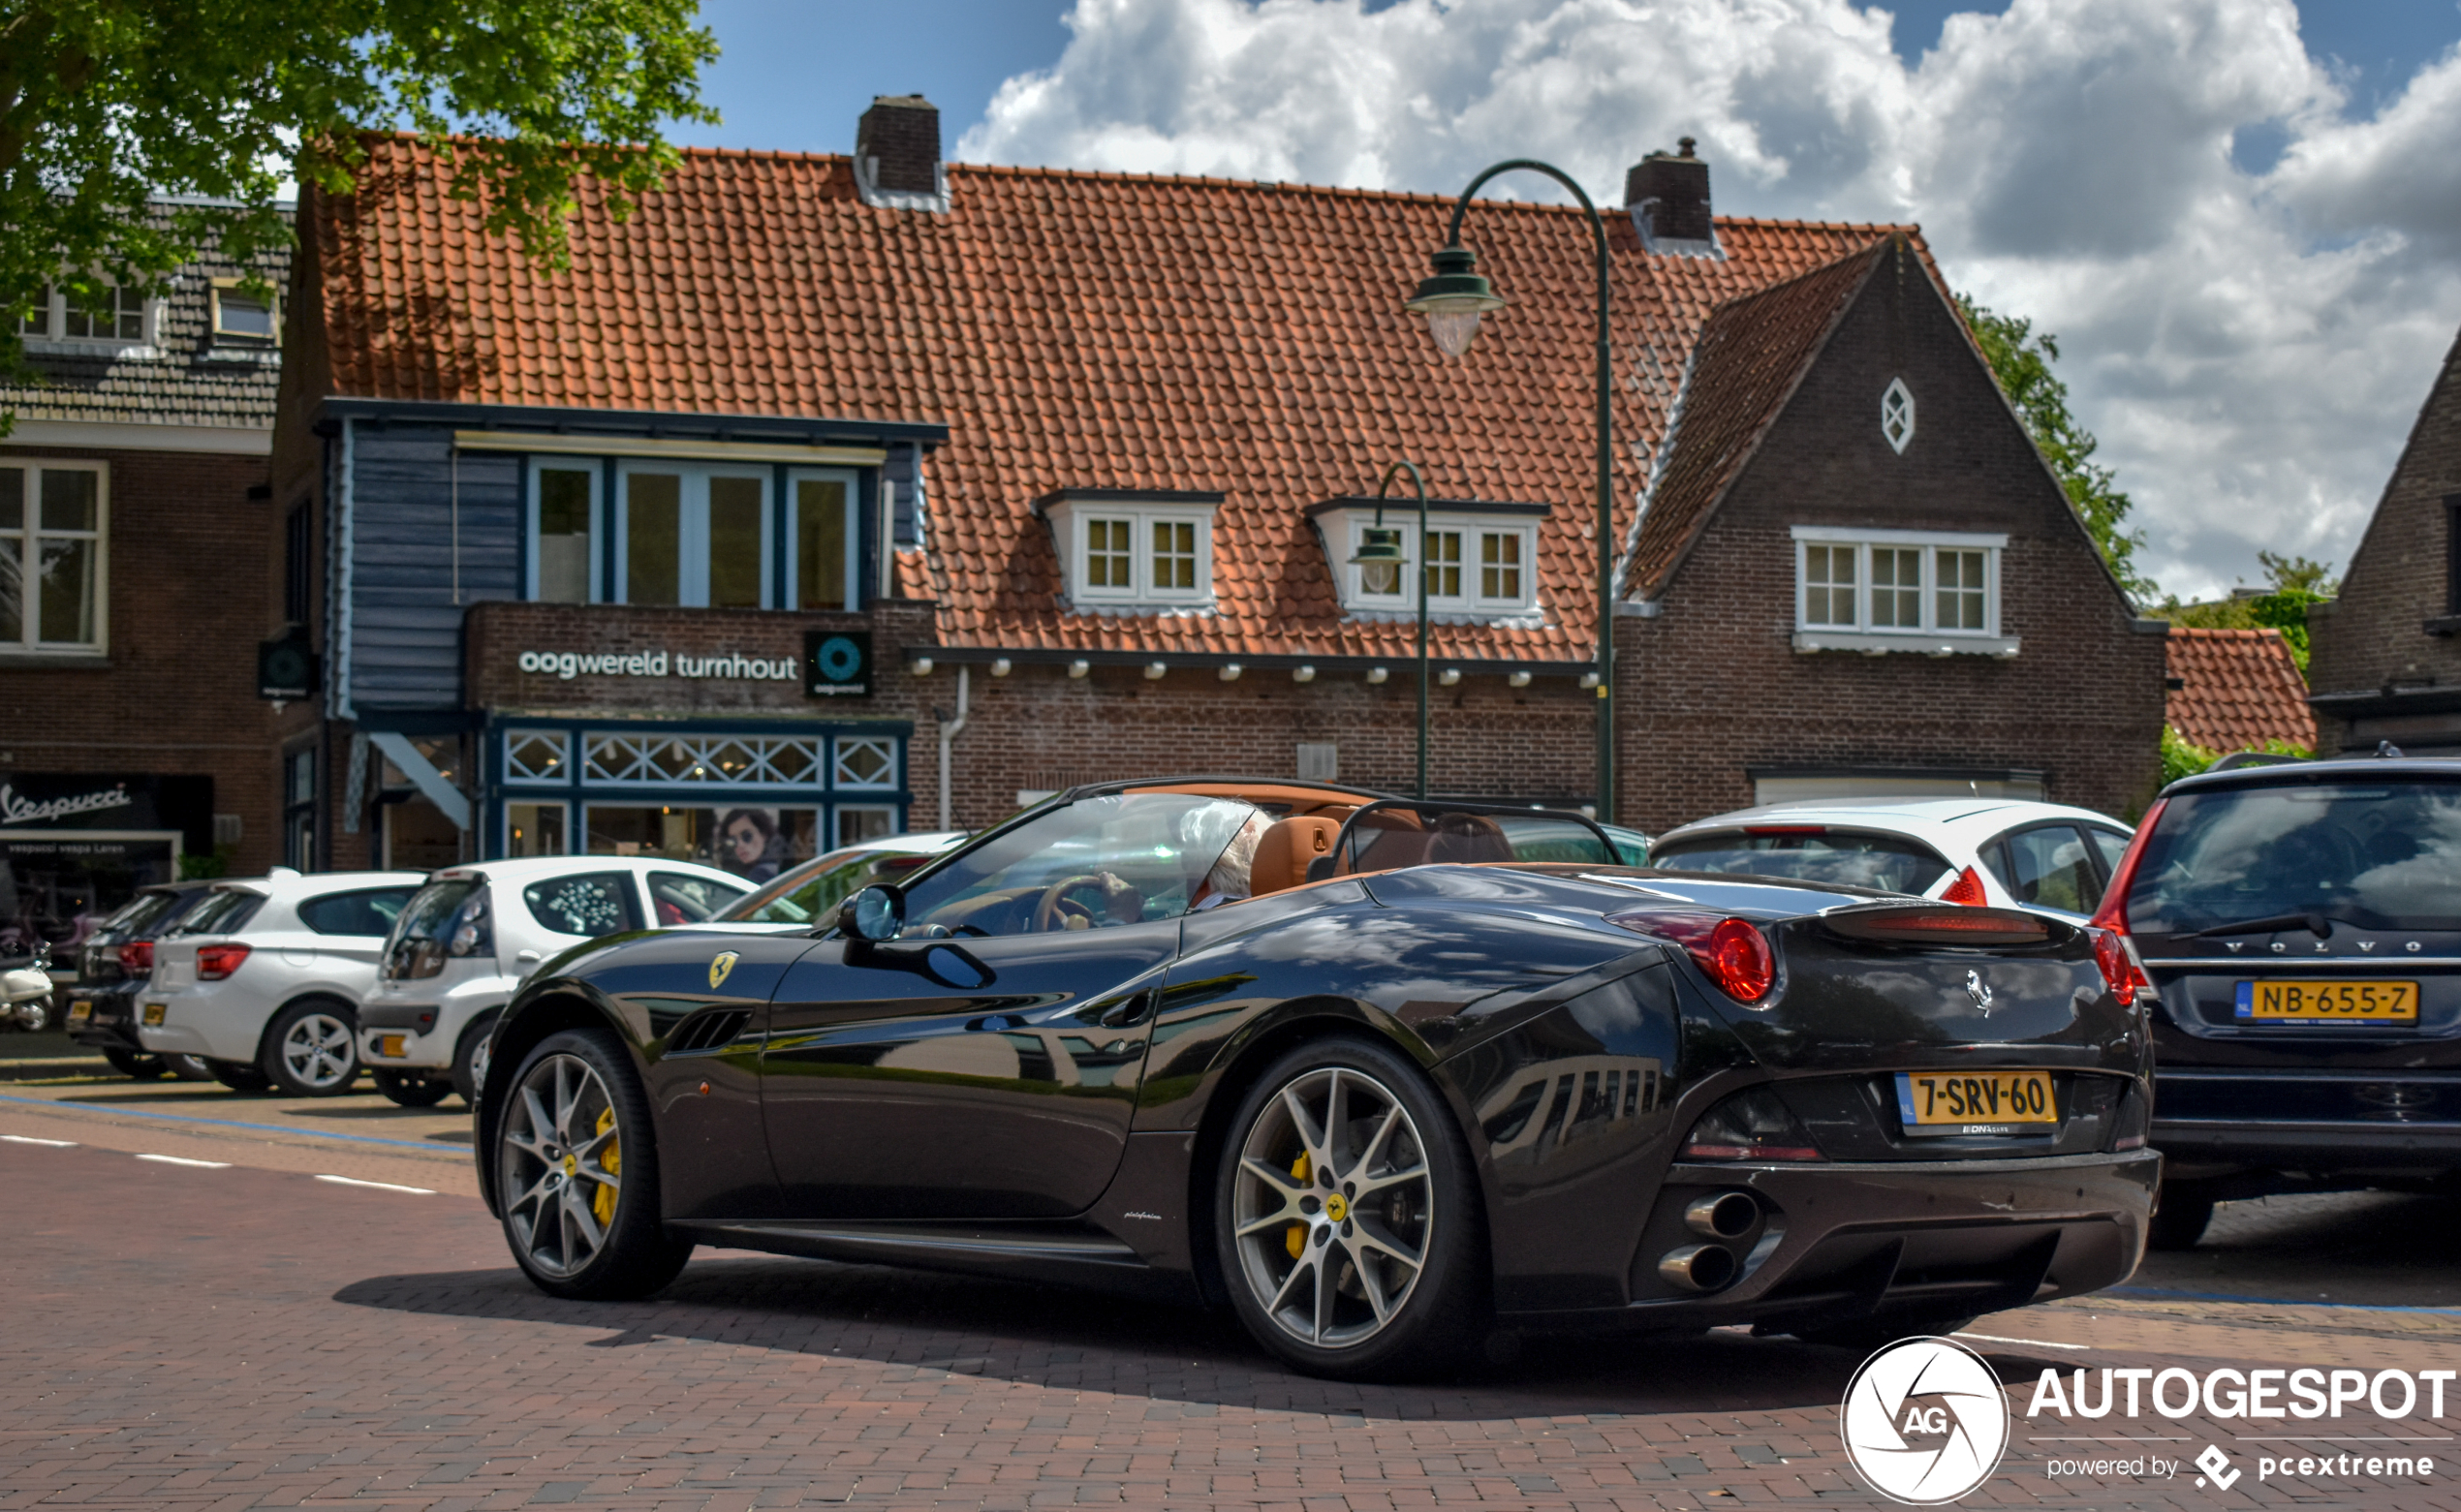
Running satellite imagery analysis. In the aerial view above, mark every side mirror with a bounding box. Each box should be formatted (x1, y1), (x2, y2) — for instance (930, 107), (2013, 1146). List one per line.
(838, 884), (905, 942)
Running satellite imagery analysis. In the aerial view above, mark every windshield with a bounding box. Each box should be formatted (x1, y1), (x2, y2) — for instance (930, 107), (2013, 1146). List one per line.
(900, 793), (1260, 937)
(721, 847), (940, 924)
(2129, 780), (2461, 933)
(1652, 830), (1950, 896)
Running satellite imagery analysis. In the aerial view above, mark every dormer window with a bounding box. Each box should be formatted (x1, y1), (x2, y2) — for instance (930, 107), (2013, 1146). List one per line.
(1310, 498), (1548, 621)
(18, 283), (151, 348)
(1039, 490), (1222, 612)
(210, 279), (279, 344)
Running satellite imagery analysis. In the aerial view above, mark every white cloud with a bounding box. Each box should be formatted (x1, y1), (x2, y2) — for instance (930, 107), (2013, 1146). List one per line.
(959, 0), (2461, 599)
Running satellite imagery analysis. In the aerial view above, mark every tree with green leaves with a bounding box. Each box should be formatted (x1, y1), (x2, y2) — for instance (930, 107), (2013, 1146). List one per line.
(0, 0), (718, 417)
(1957, 293), (2158, 602)
(2154, 550), (2339, 672)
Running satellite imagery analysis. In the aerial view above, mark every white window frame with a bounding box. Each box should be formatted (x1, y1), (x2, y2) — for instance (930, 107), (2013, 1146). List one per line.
(526, 460), (602, 602)
(504, 728), (575, 785)
(1788, 526), (2016, 657)
(612, 461), (774, 608)
(786, 467), (860, 612)
(0, 457), (109, 655)
(1044, 496), (1218, 611)
(1320, 507), (1542, 620)
(18, 282), (158, 355)
(832, 734), (899, 790)
(208, 278), (280, 345)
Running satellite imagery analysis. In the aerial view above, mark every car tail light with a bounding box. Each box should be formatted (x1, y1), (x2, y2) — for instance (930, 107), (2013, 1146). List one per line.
(1744, 824), (1825, 837)
(1681, 1087), (1823, 1161)
(1941, 866), (1989, 906)
(117, 941), (154, 974)
(2087, 800), (2165, 1005)
(1607, 909), (1776, 1003)
(195, 943), (251, 980)
(1821, 905), (2053, 946)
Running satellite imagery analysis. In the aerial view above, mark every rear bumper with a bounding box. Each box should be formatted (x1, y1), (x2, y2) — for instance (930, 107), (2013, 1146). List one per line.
(63, 988), (145, 1053)
(1503, 1149), (2160, 1334)
(2153, 1069), (2461, 1177)
(2152, 1119), (2461, 1174)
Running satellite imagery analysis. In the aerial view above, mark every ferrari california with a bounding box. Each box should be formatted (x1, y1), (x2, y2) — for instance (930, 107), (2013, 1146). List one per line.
(474, 777), (2158, 1378)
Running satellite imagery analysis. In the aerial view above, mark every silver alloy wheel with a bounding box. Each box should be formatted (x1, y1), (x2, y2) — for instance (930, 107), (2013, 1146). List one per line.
(499, 1052), (622, 1279)
(279, 1010), (356, 1090)
(1230, 1065), (1433, 1349)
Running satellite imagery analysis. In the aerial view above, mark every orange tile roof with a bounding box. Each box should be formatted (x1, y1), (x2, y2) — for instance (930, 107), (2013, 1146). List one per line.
(313, 139), (1930, 661)
(2165, 627), (2317, 754)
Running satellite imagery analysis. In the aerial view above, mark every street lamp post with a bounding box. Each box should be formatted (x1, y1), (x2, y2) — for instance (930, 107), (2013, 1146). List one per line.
(1346, 459), (1431, 798)
(1403, 159), (1615, 822)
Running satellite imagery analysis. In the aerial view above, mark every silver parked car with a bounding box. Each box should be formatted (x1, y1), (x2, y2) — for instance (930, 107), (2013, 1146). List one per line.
(358, 857), (751, 1106)
(136, 870), (425, 1095)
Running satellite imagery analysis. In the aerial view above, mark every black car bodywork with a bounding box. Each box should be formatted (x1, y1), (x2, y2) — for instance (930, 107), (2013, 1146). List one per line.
(2095, 756), (2461, 1225)
(64, 881), (221, 1066)
(476, 778), (2157, 1353)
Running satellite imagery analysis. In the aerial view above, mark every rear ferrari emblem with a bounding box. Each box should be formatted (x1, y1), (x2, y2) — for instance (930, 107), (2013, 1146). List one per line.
(709, 951), (740, 991)
(1965, 969), (1994, 1014)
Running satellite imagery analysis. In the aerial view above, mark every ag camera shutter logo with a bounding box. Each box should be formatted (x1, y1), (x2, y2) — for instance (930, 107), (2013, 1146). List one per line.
(804, 631), (871, 698)
(1841, 1337), (2010, 1503)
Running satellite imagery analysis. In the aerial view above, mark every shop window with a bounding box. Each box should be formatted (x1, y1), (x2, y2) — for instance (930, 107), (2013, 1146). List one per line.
(835, 804), (898, 847)
(583, 731), (823, 787)
(0, 461), (107, 652)
(532, 466), (596, 603)
(505, 730), (572, 784)
(1790, 529), (2011, 654)
(506, 801), (568, 857)
(617, 464), (770, 608)
(833, 735), (897, 789)
(283, 748), (316, 870)
(794, 473), (857, 611)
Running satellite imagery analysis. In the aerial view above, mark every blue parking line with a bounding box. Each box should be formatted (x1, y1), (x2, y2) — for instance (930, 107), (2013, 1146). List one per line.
(0, 1091), (462, 1152)
(2109, 1285), (2461, 1315)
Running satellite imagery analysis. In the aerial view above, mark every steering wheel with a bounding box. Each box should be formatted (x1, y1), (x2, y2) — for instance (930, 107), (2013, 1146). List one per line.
(1032, 874), (1141, 932)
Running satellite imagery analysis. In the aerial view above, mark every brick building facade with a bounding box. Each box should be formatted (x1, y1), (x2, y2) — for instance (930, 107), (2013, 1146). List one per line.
(0, 223), (288, 950)
(269, 102), (2161, 871)
(2307, 324), (2461, 754)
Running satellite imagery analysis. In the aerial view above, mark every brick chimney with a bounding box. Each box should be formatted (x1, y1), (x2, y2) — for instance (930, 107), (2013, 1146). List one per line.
(855, 94), (948, 210)
(1624, 138), (1720, 257)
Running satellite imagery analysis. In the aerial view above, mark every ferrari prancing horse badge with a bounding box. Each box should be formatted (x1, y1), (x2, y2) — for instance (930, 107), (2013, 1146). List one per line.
(708, 950), (739, 991)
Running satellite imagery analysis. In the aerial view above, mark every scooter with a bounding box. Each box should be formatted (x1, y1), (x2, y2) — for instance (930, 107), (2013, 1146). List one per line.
(2, 942), (57, 1031)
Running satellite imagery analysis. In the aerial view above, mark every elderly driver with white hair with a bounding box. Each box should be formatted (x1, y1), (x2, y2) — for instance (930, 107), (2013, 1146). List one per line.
(1189, 808), (1271, 911)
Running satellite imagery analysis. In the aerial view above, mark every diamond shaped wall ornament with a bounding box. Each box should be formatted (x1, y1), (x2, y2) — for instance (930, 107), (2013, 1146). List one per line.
(1882, 378), (1916, 454)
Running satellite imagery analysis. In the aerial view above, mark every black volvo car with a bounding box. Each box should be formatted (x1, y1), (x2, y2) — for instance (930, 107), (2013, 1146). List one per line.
(474, 779), (2158, 1377)
(2091, 755), (2461, 1247)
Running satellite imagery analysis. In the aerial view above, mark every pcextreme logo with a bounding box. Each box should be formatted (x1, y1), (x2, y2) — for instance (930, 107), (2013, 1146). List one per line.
(1841, 1338), (2010, 1504)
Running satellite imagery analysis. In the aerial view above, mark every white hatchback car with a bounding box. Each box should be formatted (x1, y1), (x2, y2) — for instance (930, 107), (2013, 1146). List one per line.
(358, 856), (752, 1105)
(1646, 797), (2136, 920)
(136, 869), (427, 1095)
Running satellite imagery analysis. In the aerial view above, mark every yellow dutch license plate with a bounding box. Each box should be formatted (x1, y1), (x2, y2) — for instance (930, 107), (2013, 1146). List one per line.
(2235, 980), (2417, 1022)
(1895, 1069), (2058, 1131)
(377, 1034), (407, 1059)
(66, 1001), (91, 1025)
(141, 1002), (166, 1027)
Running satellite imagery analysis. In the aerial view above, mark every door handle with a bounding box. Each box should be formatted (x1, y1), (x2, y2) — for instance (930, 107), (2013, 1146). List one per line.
(516, 950), (542, 964)
(1099, 990), (1157, 1029)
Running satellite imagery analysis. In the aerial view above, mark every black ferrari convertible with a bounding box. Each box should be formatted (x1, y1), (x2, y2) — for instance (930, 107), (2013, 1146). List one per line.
(474, 778), (2158, 1377)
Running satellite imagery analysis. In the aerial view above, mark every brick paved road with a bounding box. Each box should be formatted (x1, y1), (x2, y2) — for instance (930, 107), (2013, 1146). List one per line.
(5, 1068), (2459, 1510)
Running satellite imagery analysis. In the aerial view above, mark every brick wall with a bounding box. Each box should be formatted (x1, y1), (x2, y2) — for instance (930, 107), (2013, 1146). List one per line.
(0, 442), (281, 873)
(2305, 328), (2461, 752)
(1615, 248), (2166, 829)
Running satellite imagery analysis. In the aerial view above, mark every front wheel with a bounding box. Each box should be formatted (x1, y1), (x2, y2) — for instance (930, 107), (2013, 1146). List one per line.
(2147, 1183), (2217, 1250)
(495, 1028), (692, 1300)
(1215, 1037), (1485, 1379)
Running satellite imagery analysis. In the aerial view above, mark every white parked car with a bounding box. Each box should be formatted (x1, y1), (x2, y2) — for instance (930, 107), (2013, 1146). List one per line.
(358, 856), (752, 1106)
(705, 830), (969, 930)
(1646, 797), (2136, 919)
(136, 870), (426, 1095)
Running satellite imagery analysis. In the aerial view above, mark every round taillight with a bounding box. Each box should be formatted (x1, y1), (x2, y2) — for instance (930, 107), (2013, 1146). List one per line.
(1701, 917), (1775, 1003)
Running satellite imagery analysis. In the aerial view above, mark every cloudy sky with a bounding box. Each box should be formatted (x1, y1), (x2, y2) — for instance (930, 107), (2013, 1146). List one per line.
(682, 0), (2461, 601)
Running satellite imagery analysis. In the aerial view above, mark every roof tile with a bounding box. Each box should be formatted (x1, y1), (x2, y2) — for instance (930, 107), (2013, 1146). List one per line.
(2165, 627), (2317, 754)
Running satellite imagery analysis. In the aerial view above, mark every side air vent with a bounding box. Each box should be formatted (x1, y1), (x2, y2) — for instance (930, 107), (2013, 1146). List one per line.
(667, 1007), (752, 1055)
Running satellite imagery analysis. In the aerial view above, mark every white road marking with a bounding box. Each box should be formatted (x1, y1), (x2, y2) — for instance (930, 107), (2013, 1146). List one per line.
(1956, 1330), (2091, 1351)
(135, 1153), (231, 1168)
(0, 1134), (77, 1147)
(314, 1174), (434, 1195)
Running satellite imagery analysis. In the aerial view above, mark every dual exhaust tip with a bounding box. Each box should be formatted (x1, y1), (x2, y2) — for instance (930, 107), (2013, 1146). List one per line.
(1657, 1190), (1760, 1293)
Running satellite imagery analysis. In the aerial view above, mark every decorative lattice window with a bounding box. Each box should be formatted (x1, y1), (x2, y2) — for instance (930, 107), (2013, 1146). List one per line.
(1882, 378), (1916, 454)
(833, 735), (898, 789)
(582, 731), (825, 787)
(505, 730), (572, 784)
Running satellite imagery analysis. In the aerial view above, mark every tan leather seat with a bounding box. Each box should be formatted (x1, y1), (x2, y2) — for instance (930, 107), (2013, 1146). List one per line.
(1425, 813), (1512, 864)
(1250, 815), (1340, 895)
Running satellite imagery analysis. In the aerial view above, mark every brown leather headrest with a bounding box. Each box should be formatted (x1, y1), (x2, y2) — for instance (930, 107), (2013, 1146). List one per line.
(1250, 815), (1340, 896)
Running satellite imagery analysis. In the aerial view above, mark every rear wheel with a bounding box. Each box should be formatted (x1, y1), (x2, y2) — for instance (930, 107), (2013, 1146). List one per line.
(373, 1068), (453, 1107)
(207, 1058), (273, 1093)
(1215, 1037), (1484, 1379)
(166, 1053), (217, 1081)
(102, 1047), (168, 1080)
(262, 1001), (359, 1096)
(495, 1028), (692, 1300)
(450, 1015), (497, 1105)
(2147, 1183), (2217, 1250)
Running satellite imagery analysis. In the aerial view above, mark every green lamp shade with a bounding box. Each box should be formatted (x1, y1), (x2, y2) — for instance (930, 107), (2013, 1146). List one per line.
(1405, 246), (1507, 358)
(1350, 525), (1407, 596)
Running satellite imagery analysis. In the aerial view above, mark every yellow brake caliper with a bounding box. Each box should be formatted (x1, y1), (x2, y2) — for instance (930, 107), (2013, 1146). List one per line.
(591, 1106), (620, 1228)
(1285, 1151), (1310, 1258)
